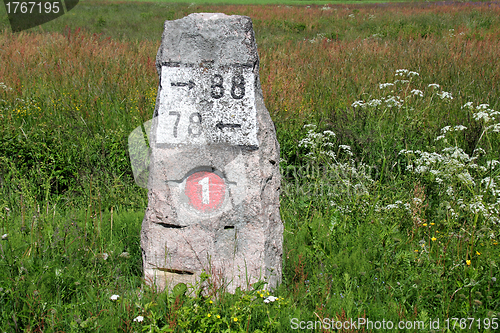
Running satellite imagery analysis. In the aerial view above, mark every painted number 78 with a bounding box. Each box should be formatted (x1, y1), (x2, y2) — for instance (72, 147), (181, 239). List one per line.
(168, 111), (202, 138)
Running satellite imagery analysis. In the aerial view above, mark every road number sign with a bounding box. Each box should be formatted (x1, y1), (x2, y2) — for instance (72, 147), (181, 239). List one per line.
(156, 64), (258, 147)
(184, 171), (226, 212)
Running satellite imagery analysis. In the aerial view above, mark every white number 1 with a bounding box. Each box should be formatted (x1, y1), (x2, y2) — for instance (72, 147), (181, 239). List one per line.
(198, 177), (210, 204)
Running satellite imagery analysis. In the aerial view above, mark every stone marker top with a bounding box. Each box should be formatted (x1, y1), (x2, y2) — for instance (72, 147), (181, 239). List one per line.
(156, 13), (258, 70)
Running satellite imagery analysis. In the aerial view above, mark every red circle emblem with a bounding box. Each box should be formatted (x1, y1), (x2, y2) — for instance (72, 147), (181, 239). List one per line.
(185, 171), (225, 212)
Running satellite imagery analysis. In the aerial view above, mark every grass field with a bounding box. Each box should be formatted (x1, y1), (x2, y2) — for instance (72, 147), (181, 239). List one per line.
(1, 1), (500, 332)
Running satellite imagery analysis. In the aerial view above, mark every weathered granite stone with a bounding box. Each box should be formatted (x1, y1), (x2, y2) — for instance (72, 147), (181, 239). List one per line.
(141, 12), (282, 293)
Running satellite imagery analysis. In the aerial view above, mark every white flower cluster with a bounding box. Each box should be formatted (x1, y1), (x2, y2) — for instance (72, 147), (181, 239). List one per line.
(400, 143), (500, 224)
(375, 200), (411, 213)
(411, 89), (424, 97)
(379, 82), (394, 89)
(298, 124), (338, 160)
(290, 125), (375, 216)
(463, 103), (500, 127)
(395, 69), (419, 77)
(0, 82), (13, 91)
(435, 125), (468, 141)
(436, 91), (453, 100)
(351, 95), (403, 109)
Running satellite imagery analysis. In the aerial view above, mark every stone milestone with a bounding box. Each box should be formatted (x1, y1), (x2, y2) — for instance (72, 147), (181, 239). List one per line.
(141, 13), (282, 293)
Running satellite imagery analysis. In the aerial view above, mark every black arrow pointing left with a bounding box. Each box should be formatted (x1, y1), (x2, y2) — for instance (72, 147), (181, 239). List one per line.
(216, 121), (242, 130)
(171, 80), (195, 90)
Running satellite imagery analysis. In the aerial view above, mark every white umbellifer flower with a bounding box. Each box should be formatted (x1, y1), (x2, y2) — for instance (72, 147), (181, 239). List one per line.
(323, 130), (336, 137)
(384, 96), (402, 108)
(435, 135), (446, 141)
(303, 124), (317, 129)
(454, 125), (467, 131)
(411, 89), (423, 97)
(473, 111), (491, 122)
(437, 91), (453, 100)
(339, 145), (353, 156)
(488, 123), (500, 132)
(462, 102), (474, 109)
(384, 204), (398, 210)
(119, 252), (130, 258)
(1, 234), (7, 240)
(101, 253), (109, 260)
(428, 83), (440, 89)
(486, 160), (499, 169)
(368, 99), (382, 107)
(352, 100), (365, 108)
(110, 294), (120, 301)
(324, 151), (336, 159)
(440, 126), (451, 134)
(264, 296), (278, 303)
(379, 83), (394, 89)
(395, 69), (409, 76)
(0, 82), (12, 91)
(457, 172), (475, 186)
(408, 71), (420, 77)
(477, 104), (490, 110)
(469, 196), (486, 215)
(133, 315), (144, 322)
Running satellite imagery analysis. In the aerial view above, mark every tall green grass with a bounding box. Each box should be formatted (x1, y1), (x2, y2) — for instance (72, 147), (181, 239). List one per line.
(1, 1), (499, 331)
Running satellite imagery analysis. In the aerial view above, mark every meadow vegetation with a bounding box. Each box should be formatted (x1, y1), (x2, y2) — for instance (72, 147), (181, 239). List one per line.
(0, 1), (499, 331)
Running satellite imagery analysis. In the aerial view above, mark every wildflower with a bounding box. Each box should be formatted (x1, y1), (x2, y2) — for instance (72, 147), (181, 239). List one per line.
(476, 251), (481, 256)
(119, 252), (130, 258)
(264, 296), (278, 303)
(423, 223), (427, 227)
(323, 130), (336, 137)
(352, 100), (365, 108)
(101, 253), (109, 260)
(1, 234), (7, 240)
(209, 300), (213, 304)
(431, 237), (437, 241)
(207, 313), (211, 317)
(133, 315), (144, 322)
(462, 101), (474, 109)
(379, 83), (394, 89)
(110, 294), (120, 301)
(437, 91), (453, 100)
(414, 249), (419, 252)
(411, 89), (423, 97)
(395, 69), (409, 76)
(466, 260), (471, 266)
(428, 83), (440, 89)
(216, 315), (221, 319)
(234, 317), (238, 322)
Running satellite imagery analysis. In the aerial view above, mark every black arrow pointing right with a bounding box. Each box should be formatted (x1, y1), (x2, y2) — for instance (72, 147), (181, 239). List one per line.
(171, 80), (195, 89)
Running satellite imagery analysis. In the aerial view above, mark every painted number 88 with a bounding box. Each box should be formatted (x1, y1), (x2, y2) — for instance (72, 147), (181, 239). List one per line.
(210, 74), (245, 100)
